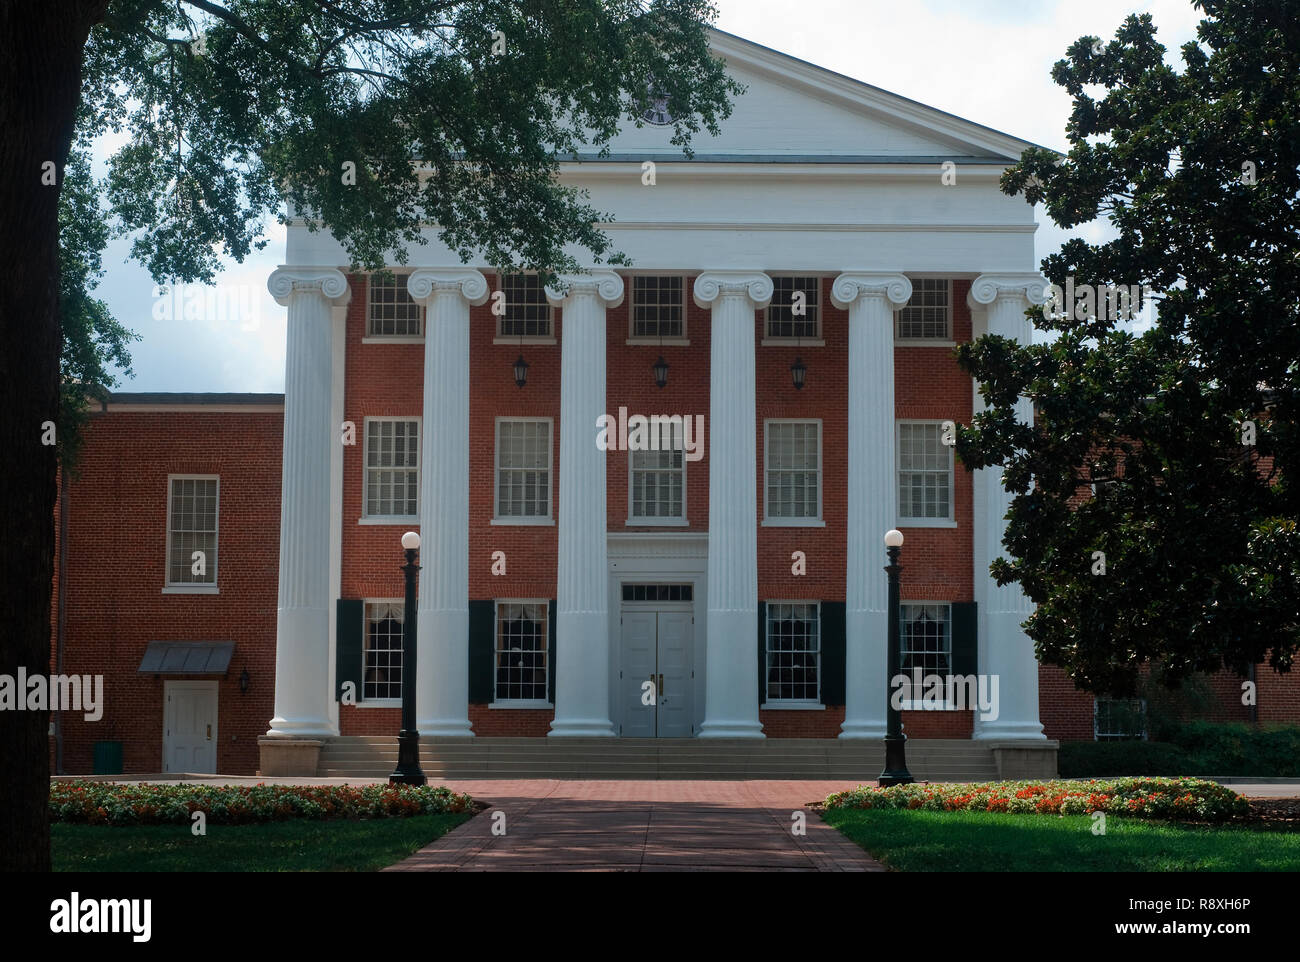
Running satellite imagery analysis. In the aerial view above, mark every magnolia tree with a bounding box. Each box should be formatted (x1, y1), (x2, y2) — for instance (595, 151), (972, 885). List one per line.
(0, 0), (739, 871)
(956, 1), (1299, 697)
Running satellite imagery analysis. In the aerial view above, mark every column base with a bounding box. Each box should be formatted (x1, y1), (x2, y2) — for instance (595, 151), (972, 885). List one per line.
(838, 721), (887, 739)
(548, 720), (616, 737)
(257, 737), (324, 777)
(418, 719), (475, 737)
(697, 721), (765, 739)
(973, 720), (1047, 741)
(266, 717), (336, 738)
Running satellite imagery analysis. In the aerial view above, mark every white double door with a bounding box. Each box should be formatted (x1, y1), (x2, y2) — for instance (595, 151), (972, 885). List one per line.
(621, 608), (694, 738)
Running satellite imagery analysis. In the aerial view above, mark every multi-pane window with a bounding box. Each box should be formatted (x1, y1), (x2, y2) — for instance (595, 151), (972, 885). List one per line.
(367, 272), (423, 337)
(898, 422), (953, 521)
(900, 604), (952, 675)
(630, 447), (685, 521)
(630, 276), (685, 338)
(622, 584), (693, 602)
(496, 419), (552, 519)
(896, 278), (950, 339)
(767, 276), (820, 339)
(765, 603), (820, 702)
(496, 601), (548, 701)
(1095, 698), (1147, 741)
(765, 421), (821, 520)
(498, 274), (551, 337)
(167, 476), (218, 586)
(363, 602), (403, 700)
(365, 419), (419, 517)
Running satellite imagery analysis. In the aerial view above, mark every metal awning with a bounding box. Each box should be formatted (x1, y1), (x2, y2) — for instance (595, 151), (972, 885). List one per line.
(138, 642), (235, 675)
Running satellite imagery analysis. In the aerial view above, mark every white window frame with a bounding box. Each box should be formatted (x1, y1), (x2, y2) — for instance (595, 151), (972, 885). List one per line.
(626, 274), (689, 345)
(163, 473), (220, 594)
(492, 273), (556, 345)
(762, 275), (825, 346)
(896, 420), (957, 528)
(491, 598), (552, 708)
(363, 270), (425, 343)
(626, 443), (688, 527)
(762, 419), (825, 527)
(359, 416), (421, 523)
(897, 600), (956, 710)
(894, 276), (954, 346)
(358, 598), (404, 707)
(492, 417), (555, 525)
(760, 600), (823, 708)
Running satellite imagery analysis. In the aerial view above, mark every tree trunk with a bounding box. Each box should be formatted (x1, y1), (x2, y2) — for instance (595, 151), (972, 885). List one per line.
(0, 0), (107, 872)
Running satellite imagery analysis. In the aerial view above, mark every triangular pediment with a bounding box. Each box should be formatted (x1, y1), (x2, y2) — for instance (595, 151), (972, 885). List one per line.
(594, 29), (1038, 163)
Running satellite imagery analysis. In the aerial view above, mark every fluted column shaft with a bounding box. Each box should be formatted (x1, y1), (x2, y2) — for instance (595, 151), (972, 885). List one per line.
(832, 273), (913, 738)
(969, 274), (1048, 740)
(267, 268), (350, 736)
(408, 270), (488, 735)
(694, 272), (772, 738)
(547, 272), (624, 737)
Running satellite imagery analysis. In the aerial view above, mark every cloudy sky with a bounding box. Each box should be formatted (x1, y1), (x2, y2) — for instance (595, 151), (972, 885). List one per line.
(91, 0), (1204, 393)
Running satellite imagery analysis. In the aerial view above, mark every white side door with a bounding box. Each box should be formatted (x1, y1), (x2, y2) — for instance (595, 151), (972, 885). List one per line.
(164, 681), (218, 774)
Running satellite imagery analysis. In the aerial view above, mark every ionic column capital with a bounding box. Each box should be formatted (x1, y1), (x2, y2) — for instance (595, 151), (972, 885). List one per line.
(545, 270), (625, 310)
(830, 272), (912, 310)
(407, 268), (490, 307)
(692, 271), (773, 311)
(967, 272), (1049, 311)
(267, 267), (351, 307)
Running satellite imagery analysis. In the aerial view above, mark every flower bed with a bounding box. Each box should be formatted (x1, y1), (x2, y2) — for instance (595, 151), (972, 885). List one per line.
(50, 781), (475, 826)
(824, 777), (1249, 823)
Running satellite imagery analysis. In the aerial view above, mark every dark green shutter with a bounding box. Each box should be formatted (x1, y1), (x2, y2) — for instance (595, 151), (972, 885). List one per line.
(468, 600), (495, 704)
(951, 601), (978, 677)
(548, 600), (558, 704)
(820, 602), (846, 706)
(757, 601), (767, 704)
(336, 599), (364, 702)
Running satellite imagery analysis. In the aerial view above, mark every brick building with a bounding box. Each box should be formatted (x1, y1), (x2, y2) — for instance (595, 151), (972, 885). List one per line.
(48, 30), (1296, 776)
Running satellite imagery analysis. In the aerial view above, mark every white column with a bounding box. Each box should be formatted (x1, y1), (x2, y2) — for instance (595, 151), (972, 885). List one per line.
(968, 273), (1049, 740)
(547, 272), (624, 737)
(407, 269), (489, 735)
(694, 271), (772, 738)
(831, 273), (913, 739)
(267, 268), (350, 736)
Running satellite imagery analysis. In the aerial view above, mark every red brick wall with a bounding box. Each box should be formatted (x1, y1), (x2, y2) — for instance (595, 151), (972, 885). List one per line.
(51, 408), (282, 774)
(1039, 661), (1300, 741)
(895, 278), (974, 605)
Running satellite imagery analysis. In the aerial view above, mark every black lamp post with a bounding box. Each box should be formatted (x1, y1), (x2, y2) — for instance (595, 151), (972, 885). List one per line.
(390, 530), (426, 786)
(878, 528), (915, 787)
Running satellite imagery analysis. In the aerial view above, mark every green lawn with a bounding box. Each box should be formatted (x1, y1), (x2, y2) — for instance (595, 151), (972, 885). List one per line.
(822, 808), (1300, 872)
(53, 813), (472, 872)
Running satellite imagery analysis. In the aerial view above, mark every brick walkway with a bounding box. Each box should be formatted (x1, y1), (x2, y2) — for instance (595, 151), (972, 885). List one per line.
(384, 779), (885, 872)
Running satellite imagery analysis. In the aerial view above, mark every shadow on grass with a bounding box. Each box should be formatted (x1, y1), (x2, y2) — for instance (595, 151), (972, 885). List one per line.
(53, 813), (474, 872)
(820, 808), (1300, 872)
